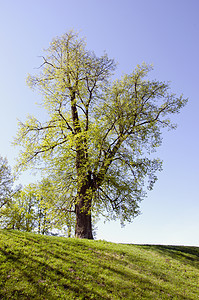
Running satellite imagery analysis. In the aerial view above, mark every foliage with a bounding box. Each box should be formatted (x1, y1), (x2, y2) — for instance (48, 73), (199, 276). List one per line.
(0, 156), (21, 229)
(0, 156), (14, 209)
(0, 180), (75, 236)
(14, 31), (188, 237)
(0, 230), (198, 299)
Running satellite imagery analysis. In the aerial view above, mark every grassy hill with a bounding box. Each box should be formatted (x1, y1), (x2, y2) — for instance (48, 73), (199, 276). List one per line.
(0, 230), (198, 299)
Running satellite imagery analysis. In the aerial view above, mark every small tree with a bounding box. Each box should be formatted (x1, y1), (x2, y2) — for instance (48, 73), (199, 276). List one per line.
(0, 180), (72, 235)
(0, 185), (35, 231)
(14, 31), (188, 239)
(0, 156), (14, 209)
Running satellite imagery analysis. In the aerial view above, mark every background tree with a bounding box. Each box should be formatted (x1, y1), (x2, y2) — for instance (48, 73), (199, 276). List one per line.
(0, 156), (14, 209)
(14, 31), (188, 239)
(0, 184), (36, 231)
(0, 155), (25, 230)
(0, 179), (74, 236)
(34, 178), (72, 235)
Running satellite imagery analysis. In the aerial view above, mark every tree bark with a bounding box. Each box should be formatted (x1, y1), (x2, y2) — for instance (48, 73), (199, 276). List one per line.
(70, 91), (94, 239)
(75, 201), (93, 239)
(75, 203), (93, 239)
(75, 181), (93, 239)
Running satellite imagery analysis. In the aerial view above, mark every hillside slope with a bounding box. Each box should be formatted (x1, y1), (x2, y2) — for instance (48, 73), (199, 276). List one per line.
(0, 230), (198, 299)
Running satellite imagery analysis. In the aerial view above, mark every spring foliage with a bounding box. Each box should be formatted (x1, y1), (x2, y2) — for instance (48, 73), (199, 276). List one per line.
(14, 31), (187, 235)
(0, 156), (14, 209)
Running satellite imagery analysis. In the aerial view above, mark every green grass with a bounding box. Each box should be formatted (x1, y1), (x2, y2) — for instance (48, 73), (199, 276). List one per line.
(0, 230), (198, 299)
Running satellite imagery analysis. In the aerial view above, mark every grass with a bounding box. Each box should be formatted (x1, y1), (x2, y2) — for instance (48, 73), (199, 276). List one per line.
(0, 230), (198, 299)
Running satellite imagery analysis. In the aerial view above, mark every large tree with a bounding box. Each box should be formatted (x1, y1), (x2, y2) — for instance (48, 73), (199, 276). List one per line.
(14, 31), (187, 239)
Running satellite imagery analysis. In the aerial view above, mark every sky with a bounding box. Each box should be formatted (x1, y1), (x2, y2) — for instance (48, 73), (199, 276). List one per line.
(0, 0), (198, 246)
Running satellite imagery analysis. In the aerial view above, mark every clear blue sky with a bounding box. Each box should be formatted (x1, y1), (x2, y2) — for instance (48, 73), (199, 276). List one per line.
(0, 0), (198, 246)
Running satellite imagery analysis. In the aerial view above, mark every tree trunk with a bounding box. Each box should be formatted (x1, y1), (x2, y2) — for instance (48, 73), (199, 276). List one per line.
(75, 183), (93, 239)
(70, 93), (93, 239)
(75, 205), (93, 239)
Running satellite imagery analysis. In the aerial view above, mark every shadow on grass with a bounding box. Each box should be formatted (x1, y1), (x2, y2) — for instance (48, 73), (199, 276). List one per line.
(136, 244), (199, 268)
(0, 230), (198, 300)
(0, 231), (106, 299)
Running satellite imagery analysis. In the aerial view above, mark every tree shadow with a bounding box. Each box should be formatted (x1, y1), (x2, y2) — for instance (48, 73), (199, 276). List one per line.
(134, 244), (199, 269)
(0, 231), (106, 299)
(0, 230), (198, 299)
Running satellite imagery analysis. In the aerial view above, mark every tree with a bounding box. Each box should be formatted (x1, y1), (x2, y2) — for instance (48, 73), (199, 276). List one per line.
(0, 184), (36, 231)
(14, 31), (187, 239)
(0, 156), (14, 209)
(33, 178), (72, 235)
(0, 179), (73, 235)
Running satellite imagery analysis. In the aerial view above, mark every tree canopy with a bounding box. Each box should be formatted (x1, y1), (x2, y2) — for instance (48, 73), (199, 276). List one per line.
(14, 31), (188, 239)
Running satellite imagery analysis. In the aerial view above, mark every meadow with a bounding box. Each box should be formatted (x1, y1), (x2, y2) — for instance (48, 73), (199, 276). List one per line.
(0, 230), (198, 299)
